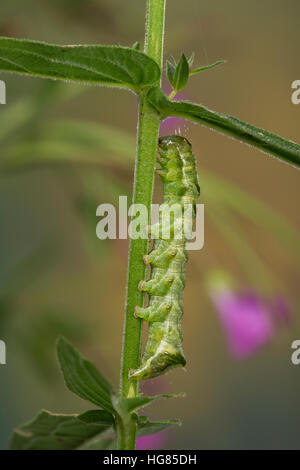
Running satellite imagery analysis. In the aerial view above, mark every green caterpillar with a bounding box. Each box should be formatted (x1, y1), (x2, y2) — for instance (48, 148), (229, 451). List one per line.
(129, 135), (200, 380)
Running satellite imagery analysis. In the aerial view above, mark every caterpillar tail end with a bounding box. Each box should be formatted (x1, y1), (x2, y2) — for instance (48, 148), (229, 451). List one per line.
(129, 349), (186, 381)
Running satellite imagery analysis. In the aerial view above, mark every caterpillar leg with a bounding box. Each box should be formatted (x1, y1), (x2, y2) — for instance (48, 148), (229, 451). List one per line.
(134, 300), (172, 322)
(139, 273), (174, 297)
(144, 245), (177, 268)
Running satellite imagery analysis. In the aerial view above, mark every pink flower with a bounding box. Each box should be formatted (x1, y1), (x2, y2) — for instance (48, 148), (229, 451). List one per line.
(212, 289), (274, 359)
(160, 88), (188, 135)
(160, 116), (185, 135)
(207, 270), (291, 359)
(271, 295), (291, 324)
(136, 431), (168, 450)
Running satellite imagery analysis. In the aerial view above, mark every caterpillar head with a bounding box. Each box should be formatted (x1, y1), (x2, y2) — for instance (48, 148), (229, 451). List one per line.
(158, 136), (199, 198)
(158, 136), (191, 164)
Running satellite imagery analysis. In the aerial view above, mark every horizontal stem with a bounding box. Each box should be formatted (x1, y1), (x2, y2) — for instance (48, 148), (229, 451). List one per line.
(147, 87), (300, 168)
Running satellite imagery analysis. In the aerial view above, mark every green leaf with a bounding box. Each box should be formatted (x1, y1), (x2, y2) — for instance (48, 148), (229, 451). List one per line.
(169, 55), (177, 66)
(82, 438), (117, 450)
(132, 41), (141, 51)
(0, 37), (160, 92)
(137, 419), (181, 437)
(166, 61), (176, 88)
(147, 87), (300, 167)
(173, 53), (189, 92)
(11, 411), (181, 450)
(83, 418), (181, 450)
(10, 409), (114, 450)
(188, 52), (195, 67)
(57, 337), (115, 413)
(119, 393), (185, 413)
(190, 59), (226, 76)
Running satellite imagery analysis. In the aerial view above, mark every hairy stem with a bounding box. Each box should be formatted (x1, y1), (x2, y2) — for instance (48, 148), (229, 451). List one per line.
(118, 0), (166, 450)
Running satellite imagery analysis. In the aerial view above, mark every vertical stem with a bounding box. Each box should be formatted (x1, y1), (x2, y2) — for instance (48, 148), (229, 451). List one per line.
(144, 0), (166, 62)
(118, 0), (166, 450)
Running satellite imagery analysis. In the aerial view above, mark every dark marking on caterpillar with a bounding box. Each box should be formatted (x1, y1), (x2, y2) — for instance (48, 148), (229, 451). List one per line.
(129, 135), (200, 380)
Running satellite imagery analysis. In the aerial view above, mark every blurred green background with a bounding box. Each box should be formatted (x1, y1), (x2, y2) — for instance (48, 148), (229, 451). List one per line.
(0, 0), (299, 450)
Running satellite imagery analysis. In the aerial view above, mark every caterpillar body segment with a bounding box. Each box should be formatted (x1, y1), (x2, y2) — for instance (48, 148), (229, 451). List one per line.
(129, 136), (200, 380)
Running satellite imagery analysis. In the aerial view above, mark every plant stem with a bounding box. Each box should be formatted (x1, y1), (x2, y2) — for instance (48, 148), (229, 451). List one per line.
(168, 89), (177, 100)
(117, 0), (166, 450)
(116, 412), (137, 451)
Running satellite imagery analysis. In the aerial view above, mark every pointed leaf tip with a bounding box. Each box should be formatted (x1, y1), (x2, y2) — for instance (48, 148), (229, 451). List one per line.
(137, 419), (181, 437)
(132, 41), (141, 51)
(166, 60), (176, 88)
(190, 59), (226, 76)
(119, 392), (186, 413)
(57, 337), (114, 413)
(173, 53), (189, 92)
(188, 52), (195, 67)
